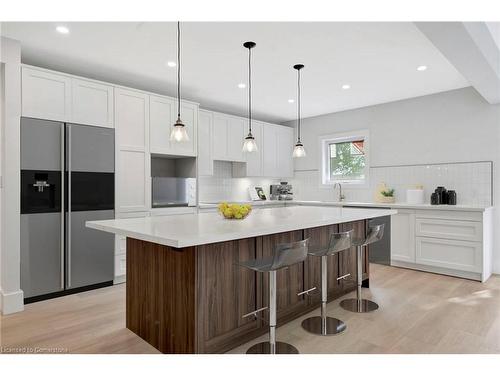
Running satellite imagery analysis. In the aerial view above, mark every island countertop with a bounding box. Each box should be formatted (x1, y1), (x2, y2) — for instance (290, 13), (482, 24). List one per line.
(86, 206), (396, 248)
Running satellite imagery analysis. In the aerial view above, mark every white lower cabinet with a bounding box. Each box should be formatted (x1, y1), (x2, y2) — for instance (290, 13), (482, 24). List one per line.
(390, 209), (415, 263)
(415, 237), (481, 273)
(391, 208), (492, 282)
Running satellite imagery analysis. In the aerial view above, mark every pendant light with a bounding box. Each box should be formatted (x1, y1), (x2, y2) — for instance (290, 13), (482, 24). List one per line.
(242, 41), (258, 153)
(292, 64), (306, 158)
(170, 21), (189, 143)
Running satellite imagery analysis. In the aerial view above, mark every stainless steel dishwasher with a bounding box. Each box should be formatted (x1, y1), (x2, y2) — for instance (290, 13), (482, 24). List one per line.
(344, 205), (392, 266)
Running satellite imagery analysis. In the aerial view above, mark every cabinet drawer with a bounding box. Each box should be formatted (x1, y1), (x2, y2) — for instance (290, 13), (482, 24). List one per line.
(115, 254), (126, 278)
(416, 218), (482, 242)
(416, 237), (481, 273)
(415, 209), (482, 222)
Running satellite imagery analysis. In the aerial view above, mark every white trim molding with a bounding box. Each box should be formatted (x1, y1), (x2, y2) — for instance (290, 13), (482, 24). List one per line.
(1, 36), (23, 315)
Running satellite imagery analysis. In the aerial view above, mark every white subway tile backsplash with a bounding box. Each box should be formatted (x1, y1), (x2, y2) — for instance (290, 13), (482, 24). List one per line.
(199, 161), (282, 202)
(291, 161), (492, 206)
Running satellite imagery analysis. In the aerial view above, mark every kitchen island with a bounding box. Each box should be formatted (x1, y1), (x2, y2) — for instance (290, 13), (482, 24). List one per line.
(87, 206), (396, 353)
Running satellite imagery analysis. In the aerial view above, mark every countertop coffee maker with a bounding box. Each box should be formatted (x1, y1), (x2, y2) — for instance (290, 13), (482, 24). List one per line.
(270, 182), (293, 200)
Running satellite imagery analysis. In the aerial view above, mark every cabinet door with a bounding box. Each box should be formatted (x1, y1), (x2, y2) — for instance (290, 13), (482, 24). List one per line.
(71, 78), (114, 128)
(416, 237), (481, 273)
(391, 209), (416, 263)
(22, 67), (71, 122)
(339, 221), (366, 291)
(117, 150), (148, 212)
(244, 121), (263, 176)
(227, 117), (246, 162)
(259, 230), (306, 323)
(197, 238), (259, 353)
(149, 94), (176, 155)
(262, 125), (278, 177)
(304, 225), (342, 306)
(212, 114), (228, 160)
(115, 88), (150, 213)
(171, 102), (198, 156)
(198, 110), (213, 176)
(276, 125), (294, 178)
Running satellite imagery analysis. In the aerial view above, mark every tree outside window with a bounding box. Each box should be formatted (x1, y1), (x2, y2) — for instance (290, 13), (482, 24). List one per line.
(328, 139), (365, 182)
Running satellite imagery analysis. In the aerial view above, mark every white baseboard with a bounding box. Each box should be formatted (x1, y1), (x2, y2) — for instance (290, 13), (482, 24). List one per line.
(113, 275), (126, 285)
(391, 260), (483, 282)
(0, 288), (24, 315)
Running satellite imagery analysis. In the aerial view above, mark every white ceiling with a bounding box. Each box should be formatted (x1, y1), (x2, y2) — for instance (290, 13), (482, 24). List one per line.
(1, 22), (470, 123)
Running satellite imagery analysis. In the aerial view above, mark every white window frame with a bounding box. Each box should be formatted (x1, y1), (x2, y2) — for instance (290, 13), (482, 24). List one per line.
(319, 130), (370, 188)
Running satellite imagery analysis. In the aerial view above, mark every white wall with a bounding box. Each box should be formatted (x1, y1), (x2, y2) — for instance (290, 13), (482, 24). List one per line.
(284, 87), (500, 273)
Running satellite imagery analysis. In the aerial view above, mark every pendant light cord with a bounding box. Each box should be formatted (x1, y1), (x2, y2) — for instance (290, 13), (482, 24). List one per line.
(248, 45), (252, 134)
(177, 21), (181, 118)
(297, 68), (301, 142)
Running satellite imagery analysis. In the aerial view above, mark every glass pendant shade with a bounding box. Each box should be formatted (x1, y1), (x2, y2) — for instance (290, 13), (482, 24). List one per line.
(170, 117), (189, 142)
(293, 142), (306, 158)
(242, 133), (258, 153)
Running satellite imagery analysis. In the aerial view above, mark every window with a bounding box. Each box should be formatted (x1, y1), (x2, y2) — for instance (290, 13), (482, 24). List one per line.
(320, 130), (369, 186)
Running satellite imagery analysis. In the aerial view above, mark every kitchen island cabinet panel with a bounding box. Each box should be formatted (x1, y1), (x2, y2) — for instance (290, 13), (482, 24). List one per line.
(196, 237), (260, 354)
(258, 230), (307, 323)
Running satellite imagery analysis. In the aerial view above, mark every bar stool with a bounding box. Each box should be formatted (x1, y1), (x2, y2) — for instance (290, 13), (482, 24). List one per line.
(301, 229), (353, 336)
(340, 224), (385, 313)
(239, 238), (310, 354)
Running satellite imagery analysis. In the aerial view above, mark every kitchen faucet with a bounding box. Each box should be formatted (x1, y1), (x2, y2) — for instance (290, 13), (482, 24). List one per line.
(334, 182), (345, 202)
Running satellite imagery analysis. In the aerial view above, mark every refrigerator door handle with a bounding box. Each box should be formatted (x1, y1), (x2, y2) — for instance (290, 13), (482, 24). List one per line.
(66, 124), (72, 289)
(60, 123), (65, 289)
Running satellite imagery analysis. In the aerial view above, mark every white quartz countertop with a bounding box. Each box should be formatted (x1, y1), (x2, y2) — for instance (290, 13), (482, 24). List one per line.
(293, 200), (492, 212)
(199, 200), (491, 212)
(86, 206), (396, 248)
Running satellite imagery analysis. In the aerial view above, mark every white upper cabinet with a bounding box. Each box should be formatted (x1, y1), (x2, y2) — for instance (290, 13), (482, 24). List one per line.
(244, 121), (263, 176)
(212, 113), (229, 161)
(276, 125), (294, 178)
(150, 94), (176, 154)
(212, 112), (245, 162)
(198, 110), (214, 176)
(22, 66), (71, 122)
(114, 87), (150, 213)
(149, 95), (198, 157)
(22, 66), (114, 128)
(262, 124), (279, 177)
(71, 78), (114, 128)
(227, 116), (246, 162)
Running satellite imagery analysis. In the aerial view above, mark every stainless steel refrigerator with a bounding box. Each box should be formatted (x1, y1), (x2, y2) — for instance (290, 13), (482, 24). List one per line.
(20, 118), (115, 302)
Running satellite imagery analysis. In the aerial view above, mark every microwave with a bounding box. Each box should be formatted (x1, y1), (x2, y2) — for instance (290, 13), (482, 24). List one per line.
(151, 177), (196, 208)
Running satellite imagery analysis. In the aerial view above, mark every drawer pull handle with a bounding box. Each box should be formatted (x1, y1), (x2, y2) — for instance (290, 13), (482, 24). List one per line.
(337, 273), (351, 281)
(297, 286), (318, 297)
(242, 306), (268, 320)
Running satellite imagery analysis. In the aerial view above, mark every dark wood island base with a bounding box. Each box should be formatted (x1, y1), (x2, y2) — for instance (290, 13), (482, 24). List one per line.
(126, 220), (369, 354)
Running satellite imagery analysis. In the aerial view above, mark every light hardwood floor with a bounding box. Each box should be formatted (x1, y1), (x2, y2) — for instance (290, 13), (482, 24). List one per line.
(2, 264), (500, 354)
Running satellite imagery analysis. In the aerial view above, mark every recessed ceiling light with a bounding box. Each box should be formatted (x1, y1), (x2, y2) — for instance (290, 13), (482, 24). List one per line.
(237, 83), (246, 89)
(288, 99), (295, 103)
(56, 26), (69, 34)
(166, 61), (176, 68)
(417, 65), (428, 71)
(342, 84), (351, 90)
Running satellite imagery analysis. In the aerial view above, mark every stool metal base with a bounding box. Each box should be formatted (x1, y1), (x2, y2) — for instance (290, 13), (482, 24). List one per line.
(340, 298), (379, 313)
(246, 341), (299, 354)
(301, 316), (346, 336)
